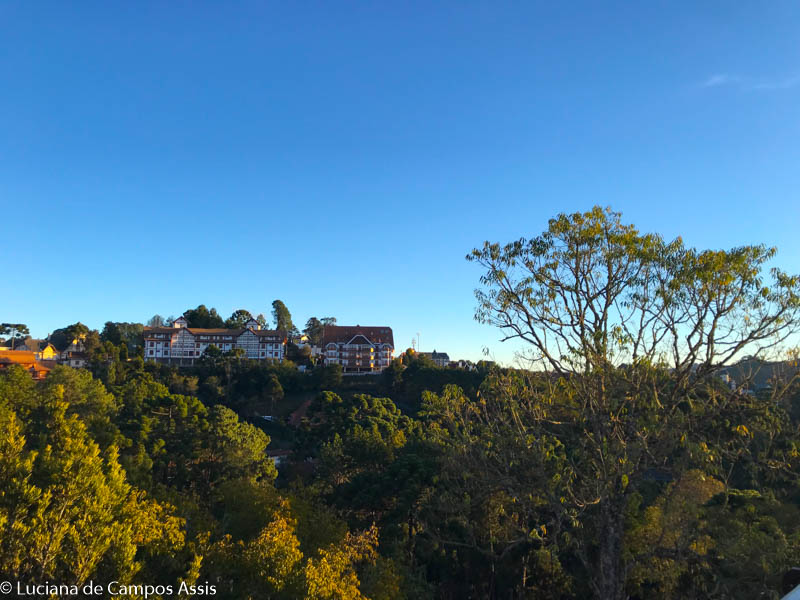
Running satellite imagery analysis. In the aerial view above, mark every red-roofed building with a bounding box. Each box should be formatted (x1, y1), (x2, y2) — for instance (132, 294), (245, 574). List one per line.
(320, 325), (394, 374)
(0, 350), (53, 380)
(143, 316), (287, 366)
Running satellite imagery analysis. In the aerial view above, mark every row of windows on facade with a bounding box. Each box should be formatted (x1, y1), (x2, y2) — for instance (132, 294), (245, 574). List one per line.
(334, 344), (390, 349)
(328, 356), (391, 362)
(147, 341), (280, 349)
(147, 349), (281, 358)
(326, 349), (391, 355)
(148, 333), (239, 341)
(338, 361), (390, 365)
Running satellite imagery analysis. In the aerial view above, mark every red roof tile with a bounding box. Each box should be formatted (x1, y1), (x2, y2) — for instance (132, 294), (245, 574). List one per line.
(320, 326), (394, 347)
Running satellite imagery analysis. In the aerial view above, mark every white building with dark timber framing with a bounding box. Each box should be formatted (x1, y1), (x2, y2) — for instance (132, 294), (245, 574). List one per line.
(143, 316), (287, 366)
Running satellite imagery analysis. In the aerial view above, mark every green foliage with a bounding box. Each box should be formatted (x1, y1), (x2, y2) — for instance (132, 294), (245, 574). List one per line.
(100, 321), (144, 350)
(183, 304), (225, 328)
(384, 355), (486, 410)
(48, 322), (90, 352)
(0, 323), (29, 349)
(3, 207), (797, 598)
(304, 317), (337, 345)
(699, 489), (800, 596)
(40, 365), (121, 448)
(272, 299), (297, 334)
(225, 309), (254, 329)
(0, 360), (388, 597)
(458, 206), (800, 599)
(314, 363), (343, 390)
(204, 500), (380, 599)
(304, 317), (324, 345)
(207, 404), (278, 484)
(0, 366), (185, 586)
(264, 373), (285, 414)
(287, 342), (313, 367)
(211, 477), (282, 541)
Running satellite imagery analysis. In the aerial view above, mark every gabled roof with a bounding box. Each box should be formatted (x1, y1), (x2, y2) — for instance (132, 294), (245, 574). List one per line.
(347, 334), (374, 346)
(320, 326), (394, 347)
(143, 327), (177, 334)
(254, 329), (286, 339)
(187, 328), (245, 335)
(421, 350), (450, 360)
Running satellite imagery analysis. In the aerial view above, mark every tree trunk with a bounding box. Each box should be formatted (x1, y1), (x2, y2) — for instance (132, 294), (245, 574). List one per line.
(596, 500), (627, 600)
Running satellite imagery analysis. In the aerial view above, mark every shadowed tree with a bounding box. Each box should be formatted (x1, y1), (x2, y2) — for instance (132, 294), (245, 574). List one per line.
(184, 305), (225, 328)
(226, 309), (254, 329)
(305, 317), (337, 345)
(272, 300), (297, 335)
(265, 373), (284, 416)
(100, 322), (144, 350)
(304, 318), (324, 345)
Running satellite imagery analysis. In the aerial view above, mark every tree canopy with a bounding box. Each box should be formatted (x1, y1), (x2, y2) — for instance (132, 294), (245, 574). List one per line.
(225, 309), (254, 329)
(304, 317), (338, 345)
(183, 304), (225, 328)
(3, 206), (799, 599)
(460, 207), (800, 598)
(0, 323), (29, 349)
(272, 300), (297, 334)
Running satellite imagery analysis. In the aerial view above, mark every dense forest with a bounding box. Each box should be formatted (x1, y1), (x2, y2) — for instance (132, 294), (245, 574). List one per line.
(2, 208), (800, 599)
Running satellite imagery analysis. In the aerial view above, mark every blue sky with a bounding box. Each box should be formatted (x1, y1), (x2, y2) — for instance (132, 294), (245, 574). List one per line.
(2, 2), (799, 364)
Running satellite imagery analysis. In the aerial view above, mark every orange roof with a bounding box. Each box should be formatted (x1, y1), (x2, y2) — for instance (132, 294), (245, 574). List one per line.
(27, 363), (51, 380)
(0, 350), (37, 365)
(0, 351), (52, 380)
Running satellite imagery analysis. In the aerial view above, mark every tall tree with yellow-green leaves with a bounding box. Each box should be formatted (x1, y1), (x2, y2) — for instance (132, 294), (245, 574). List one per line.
(425, 207), (800, 599)
(0, 365), (185, 587)
(0, 359), (397, 599)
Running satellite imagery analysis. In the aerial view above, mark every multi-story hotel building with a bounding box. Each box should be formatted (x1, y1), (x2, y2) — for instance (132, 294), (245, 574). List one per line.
(143, 316), (287, 366)
(320, 325), (394, 374)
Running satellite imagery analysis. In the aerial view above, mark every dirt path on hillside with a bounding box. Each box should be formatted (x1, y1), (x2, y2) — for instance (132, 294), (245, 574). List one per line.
(289, 399), (312, 427)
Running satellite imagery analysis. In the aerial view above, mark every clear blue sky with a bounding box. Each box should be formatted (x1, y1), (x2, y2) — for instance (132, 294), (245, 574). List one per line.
(2, 2), (799, 364)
